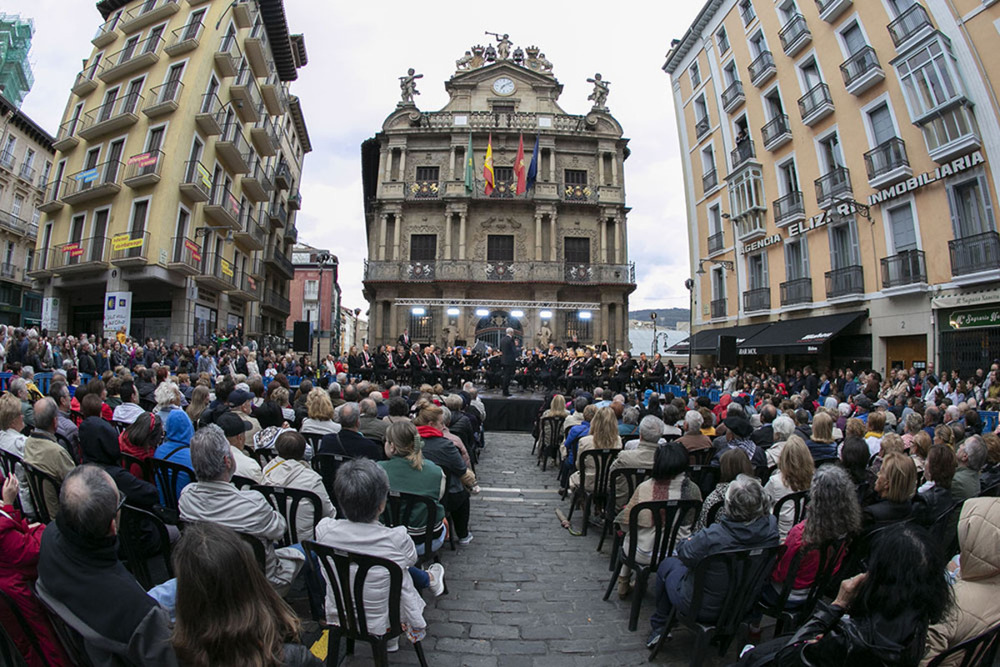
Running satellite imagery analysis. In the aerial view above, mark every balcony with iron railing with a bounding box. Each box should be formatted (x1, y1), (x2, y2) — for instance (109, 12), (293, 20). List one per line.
(798, 83), (834, 126)
(265, 246), (295, 279)
(179, 160), (211, 203)
(204, 185), (242, 229)
(0, 263), (18, 282)
(241, 158), (273, 202)
(168, 236), (201, 275)
(736, 214), (767, 241)
(393, 109), (621, 136)
(407, 181), (440, 199)
(702, 169), (718, 192)
(123, 150), (164, 189)
(287, 191), (301, 211)
(230, 66), (261, 123)
(561, 182), (599, 204)
(949, 232), (1000, 279)
(744, 287), (771, 313)
(233, 0), (258, 28)
(881, 249), (927, 289)
(815, 167), (852, 208)
(110, 230), (152, 267)
(53, 118), (82, 152)
(721, 80), (745, 114)
(92, 16), (120, 48)
(283, 223), (298, 243)
(195, 93), (226, 135)
(228, 271), (261, 302)
(779, 14), (812, 56)
(165, 20), (203, 56)
(711, 298), (728, 319)
(741, 3), (756, 25)
(244, 21), (270, 77)
(51, 236), (108, 274)
(196, 253), (237, 291)
(0, 209), (30, 236)
(262, 288), (291, 314)
(62, 161), (124, 205)
(39, 180), (65, 214)
(269, 201), (288, 228)
(780, 277), (813, 306)
(17, 161), (34, 185)
(815, 0), (852, 22)
(99, 34), (163, 83)
(78, 93), (143, 141)
(362, 259), (636, 285)
(761, 114), (792, 151)
(773, 191), (806, 227)
(864, 138), (911, 188)
(840, 46), (884, 96)
(250, 115), (278, 156)
(216, 122), (251, 174)
(143, 81), (182, 118)
(708, 231), (725, 255)
(71, 60), (102, 97)
(0, 151), (13, 171)
(120, 0), (179, 33)
(888, 4), (933, 50)
(748, 51), (776, 87)
(694, 115), (710, 139)
(274, 160), (292, 190)
(825, 265), (864, 299)
(260, 65), (286, 116)
(731, 139), (756, 169)
(214, 33), (242, 78)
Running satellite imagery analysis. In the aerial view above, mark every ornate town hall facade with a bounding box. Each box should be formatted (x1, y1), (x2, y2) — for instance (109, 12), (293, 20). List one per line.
(361, 38), (634, 351)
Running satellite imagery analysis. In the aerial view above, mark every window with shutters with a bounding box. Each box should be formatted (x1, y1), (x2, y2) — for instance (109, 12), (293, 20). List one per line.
(491, 102), (515, 114)
(867, 103), (896, 146)
(784, 237), (809, 280)
(887, 202), (917, 251)
(747, 252), (768, 290)
(947, 169), (995, 239)
(494, 166), (513, 182)
(564, 237), (590, 263)
(840, 21), (867, 55)
(415, 166), (439, 182)
(828, 218), (860, 268)
(409, 234), (437, 260)
(564, 169), (587, 185)
(487, 235), (514, 261)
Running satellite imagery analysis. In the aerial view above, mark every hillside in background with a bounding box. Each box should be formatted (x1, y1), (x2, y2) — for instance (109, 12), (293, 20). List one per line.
(629, 308), (690, 328)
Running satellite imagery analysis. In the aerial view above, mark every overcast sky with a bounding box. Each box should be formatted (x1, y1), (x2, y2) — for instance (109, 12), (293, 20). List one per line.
(12, 0), (704, 316)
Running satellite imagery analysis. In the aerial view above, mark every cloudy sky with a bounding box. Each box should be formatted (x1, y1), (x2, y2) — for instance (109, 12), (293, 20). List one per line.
(12, 0), (703, 315)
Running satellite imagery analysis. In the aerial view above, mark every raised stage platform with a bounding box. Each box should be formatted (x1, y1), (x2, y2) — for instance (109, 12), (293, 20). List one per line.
(480, 390), (544, 433)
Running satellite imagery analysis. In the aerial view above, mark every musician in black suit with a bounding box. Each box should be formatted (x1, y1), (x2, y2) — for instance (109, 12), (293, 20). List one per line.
(613, 351), (636, 393)
(408, 344), (425, 386)
(499, 327), (518, 396)
(397, 328), (411, 348)
(646, 353), (666, 390)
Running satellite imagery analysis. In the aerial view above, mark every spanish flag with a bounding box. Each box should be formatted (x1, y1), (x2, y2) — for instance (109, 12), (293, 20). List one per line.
(483, 133), (495, 196)
(514, 133), (526, 195)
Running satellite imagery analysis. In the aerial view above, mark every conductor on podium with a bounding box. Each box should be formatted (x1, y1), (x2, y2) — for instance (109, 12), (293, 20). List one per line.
(500, 327), (519, 397)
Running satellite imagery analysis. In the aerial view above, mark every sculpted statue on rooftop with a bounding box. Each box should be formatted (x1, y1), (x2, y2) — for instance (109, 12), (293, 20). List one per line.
(398, 68), (423, 106)
(587, 73), (611, 110)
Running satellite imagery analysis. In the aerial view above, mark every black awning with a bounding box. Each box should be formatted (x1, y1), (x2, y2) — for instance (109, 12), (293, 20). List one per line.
(737, 311), (866, 355)
(668, 323), (771, 354)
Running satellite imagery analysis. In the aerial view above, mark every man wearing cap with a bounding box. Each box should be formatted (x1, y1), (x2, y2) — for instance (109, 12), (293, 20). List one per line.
(853, 395), (872, 424)
(216, 411), (264, 483)
(228, 389), (260, 441)
(712, 414), (766, 469)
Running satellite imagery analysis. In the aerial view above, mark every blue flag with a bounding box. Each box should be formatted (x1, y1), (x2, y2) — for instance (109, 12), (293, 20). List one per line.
(525, 135), (540, 190)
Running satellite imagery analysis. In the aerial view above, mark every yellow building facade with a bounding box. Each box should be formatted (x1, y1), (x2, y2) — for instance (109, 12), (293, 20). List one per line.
(31, 0), (310, 345)
(664, 0), (1000, 376)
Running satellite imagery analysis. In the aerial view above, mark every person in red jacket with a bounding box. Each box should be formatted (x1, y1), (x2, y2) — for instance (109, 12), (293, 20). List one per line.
(0, 473), (71, 666)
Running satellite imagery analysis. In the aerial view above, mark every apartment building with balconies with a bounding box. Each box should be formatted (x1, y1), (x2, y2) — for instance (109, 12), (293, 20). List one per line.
(0, 94), (52, 327)
(287, 243), (341, 357)
(33, 0), (310, 344)
(361, 40), (635, 351)
(664, 0), (1000, 376)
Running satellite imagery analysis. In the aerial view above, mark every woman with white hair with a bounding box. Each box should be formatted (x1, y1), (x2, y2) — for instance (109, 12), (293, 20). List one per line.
(677, 409), (712, 454)
(766, 415), (796, 468)
(646, 474), (780, 649)
(153, 381), (182, 421)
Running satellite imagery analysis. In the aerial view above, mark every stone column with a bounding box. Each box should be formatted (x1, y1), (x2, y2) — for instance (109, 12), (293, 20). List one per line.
(448, 147), (456, 181)
(534, 212), (542, 261)
(377, 213), (387, 260)
(549, 211), (557, 262)
(459, 212), (467, 260)
(600, 218), (607, 263)
(548, 148), (555, 183)
(614, 215), (623, 264)
(392, 212), (402, 260)
(598, 152), (605, 185)
(398, 149), (406, 182)
(444, 211), (452, 260)
(600, 302), (610, 345)
(383, 149), (392, 182)
(611, 154), (619, 187)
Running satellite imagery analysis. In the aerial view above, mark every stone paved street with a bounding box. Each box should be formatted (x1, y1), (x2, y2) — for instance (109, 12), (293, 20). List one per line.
(336, 431), (734, 666)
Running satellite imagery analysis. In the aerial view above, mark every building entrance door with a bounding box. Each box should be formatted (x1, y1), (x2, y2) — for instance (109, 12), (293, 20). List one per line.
(885, 334), (927, 372)
(475, 311), (522, 349)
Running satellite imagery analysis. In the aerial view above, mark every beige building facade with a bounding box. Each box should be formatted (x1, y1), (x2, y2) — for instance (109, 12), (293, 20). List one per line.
(0, 94), (53, 327)
(31, 0), (310, 344)
(362, 41), (635, 352)
(665, 0), (1000, 376)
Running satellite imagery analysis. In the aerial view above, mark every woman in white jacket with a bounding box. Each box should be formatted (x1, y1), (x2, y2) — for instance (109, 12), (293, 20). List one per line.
(763, 434), (815, 541)
(262, 430), (336, 541)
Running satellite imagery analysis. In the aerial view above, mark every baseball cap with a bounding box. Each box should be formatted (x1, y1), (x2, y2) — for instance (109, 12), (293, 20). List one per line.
(216, 411), (252, 437)
(228, 389), (254, 407)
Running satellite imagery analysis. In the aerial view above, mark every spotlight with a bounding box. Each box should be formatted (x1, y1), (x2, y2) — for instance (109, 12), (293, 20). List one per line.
(578, 311), (592, 320)
(446, 307), (460, 316)
(539, 310), (553, 319)
(475, 308), (489, 317)
(411, 307), (426, 316)
(511, 309), (524, 318)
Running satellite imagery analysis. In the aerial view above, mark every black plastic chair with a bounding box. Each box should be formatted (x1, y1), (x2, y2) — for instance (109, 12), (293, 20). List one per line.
(303, 432), (325, 457)
(311, 452), (354, 508)
(621, 433), (640, 446)
(0, 449), (23, 513)
(688, 448), (713, 466)
(21, 462), (60, 524)
(252, 484), (324, 545)
(32, 580), (97, 667)
(231, 475), (257, 490)
(118, 503), (174, 590)
(536, 416), (565, 472)
(248, 447), (277, 467)
(926, 621), (1000, 667)
(980, 481), (1000, 498)
(689, 465), (720, 498)
(603, 498), (703, 631)
(0, 588), (40, 667)
(382, 491), (443, 567)
(149, 457), (195, 514)
(755, 536), (850, 637)
(304, 541), (430, 667)
(927, 499), (963, 561)
(566, 448), (621, 536)
(814, 457), (840, 468)
(705, 498), (726, 527)
(597, 466), (650, 553)
(773, 490), (810, 527)
(119, 452), (152, 483)
(238, 532), (267, 573)
(648, 545), (781, 665)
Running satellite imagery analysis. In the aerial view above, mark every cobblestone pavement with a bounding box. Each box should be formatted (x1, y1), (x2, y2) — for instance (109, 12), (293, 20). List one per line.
(335, 431), (737, 667)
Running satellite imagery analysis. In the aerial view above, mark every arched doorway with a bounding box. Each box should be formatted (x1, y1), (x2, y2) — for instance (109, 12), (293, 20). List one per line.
(475, 310), (522, 349)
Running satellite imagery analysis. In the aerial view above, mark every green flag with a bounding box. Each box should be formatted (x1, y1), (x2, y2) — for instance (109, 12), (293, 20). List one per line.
(464, 133), (474, 193)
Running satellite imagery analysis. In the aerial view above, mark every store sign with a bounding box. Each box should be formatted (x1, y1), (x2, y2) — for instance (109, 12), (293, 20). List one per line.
(787, 201), (860, 238)
(742, 234), (781, 253)
(868, 150), (985, 207)
(932, 288), (1000, 309)
(103, 291), (132, 337)
(948, 307), (1000, 330)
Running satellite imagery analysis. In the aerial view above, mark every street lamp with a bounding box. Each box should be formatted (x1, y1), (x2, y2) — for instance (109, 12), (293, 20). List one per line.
(650, 312), (658, 355)
(684, 277), (695, 382)
(354, 307), (361, 348)
(695, 258), (735, 275)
